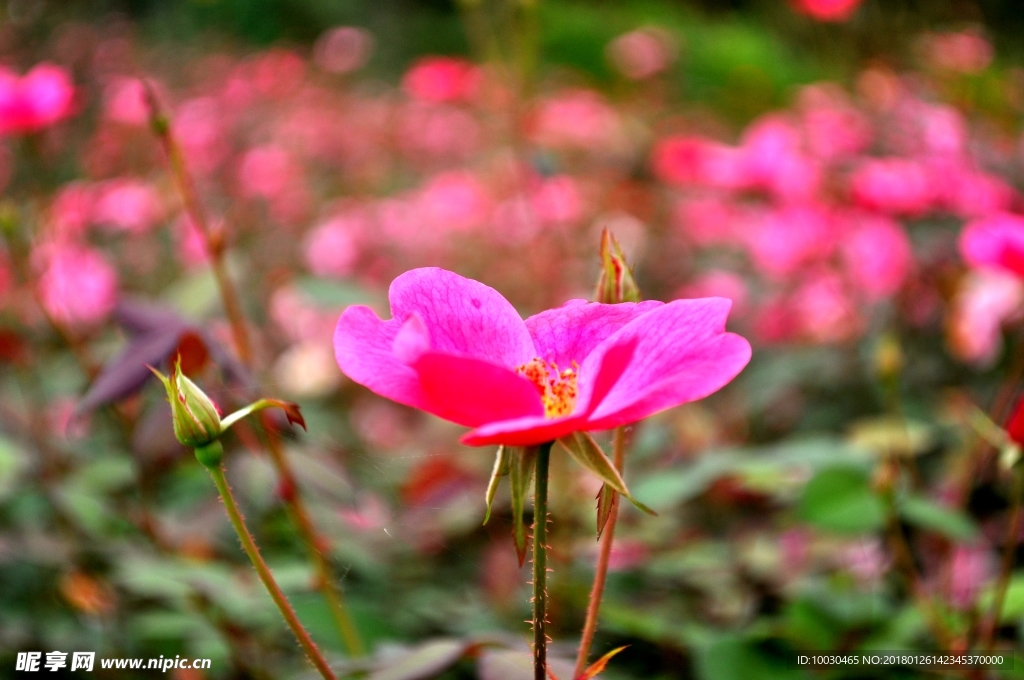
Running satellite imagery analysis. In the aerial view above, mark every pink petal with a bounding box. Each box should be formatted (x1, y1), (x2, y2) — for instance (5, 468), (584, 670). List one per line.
(580, 298), (751, 429)
(525, 299), (662, 367)
(388, 267), (536, 366)
(413, 352), (543, 427)
(960, 213), (1024, 278)
(461, 413), (587, 447)
(335, 305), (428, 410)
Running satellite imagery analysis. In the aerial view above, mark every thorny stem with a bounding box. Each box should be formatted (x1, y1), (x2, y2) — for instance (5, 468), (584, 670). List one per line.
(980, 464), (1024, 653)
(574, 426), (626, 678)
(145, 86), (365, 657)
(533, 441), (553, 680)
(207, 464), (338, 680)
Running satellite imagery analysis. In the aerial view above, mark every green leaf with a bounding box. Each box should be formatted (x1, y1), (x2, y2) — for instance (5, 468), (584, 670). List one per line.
(483, 446), (511, 525)
(509, 446), (537, 567)
(899, 496), (978, 541)
(798, 466), (886, 534)
(367, 639), (468, 680)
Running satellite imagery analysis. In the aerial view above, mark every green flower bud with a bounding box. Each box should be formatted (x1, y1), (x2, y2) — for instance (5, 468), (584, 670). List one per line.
(149, 357), (307, 468)
(150, 357), (223, 449)
(595, 228), (641, 304)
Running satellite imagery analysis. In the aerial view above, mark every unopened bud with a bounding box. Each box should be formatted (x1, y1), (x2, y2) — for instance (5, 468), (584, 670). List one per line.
(151, 357), (223, 450)
(595, 229), (641, 304)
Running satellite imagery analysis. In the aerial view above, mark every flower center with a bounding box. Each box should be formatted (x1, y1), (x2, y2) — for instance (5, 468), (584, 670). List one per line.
(517, 357), (578, 418)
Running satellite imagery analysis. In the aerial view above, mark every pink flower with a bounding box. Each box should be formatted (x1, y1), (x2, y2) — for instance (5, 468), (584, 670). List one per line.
(92, 179), (164, 234)
(959, 213), (1024, 277)
(606, 28), (675, 80)
(530, 90), (624, 151)
(652, 135), (749, 189)
(743, 204), (836, 280)
(741, 116), (821, 202)
(947, 544), (994, 609)
(103, 77), (149, 125)
(948, 269), (1023, 364)
(237, 145), (301, 200)
(850, 158), (935, 216)
(791, 0), (863, 22)
(417, 171), (491, 232)
(0, 63), (76, 134)
(37, 245), (117, 327)
(334, 268), (751, 447)
(922, 30), (993, 74)
(314, 26), (374, 74)
(402, 57), (481, 103)
(304, 213), (364, 277)
(531, 175), (584, 225)
(841, 215), (913, 301)
(790, 271), (860, 344)
(48, 182), (95, 240)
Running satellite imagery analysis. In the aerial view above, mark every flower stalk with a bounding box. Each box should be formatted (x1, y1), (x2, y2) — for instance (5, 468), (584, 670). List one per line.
(206, 460), (338, 680)
(574, 426), (626, 678)
(532, 441), (553, 680)
(145, 85), (364, 657)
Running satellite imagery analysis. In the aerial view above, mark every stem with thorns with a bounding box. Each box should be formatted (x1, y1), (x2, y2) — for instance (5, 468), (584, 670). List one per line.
(980, 464), (1024, 652)
(574, 427), (626, 678)
(207, 464), (338, 680)
(145, 86), (364, 657)
(533, 441), (553, 680)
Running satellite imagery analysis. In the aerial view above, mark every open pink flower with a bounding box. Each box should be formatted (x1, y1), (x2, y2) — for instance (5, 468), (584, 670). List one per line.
(334, 268), (750, 447)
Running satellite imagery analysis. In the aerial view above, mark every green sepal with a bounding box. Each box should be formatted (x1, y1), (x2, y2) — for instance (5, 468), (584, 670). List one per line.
(509, 446), (537, 567)
(483, 445), (512, 525)
(596, 483), (618, 540)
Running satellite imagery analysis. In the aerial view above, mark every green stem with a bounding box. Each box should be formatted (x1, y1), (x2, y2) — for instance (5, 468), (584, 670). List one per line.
(207, 464), (338, 680)
(533, 441), (553, 680)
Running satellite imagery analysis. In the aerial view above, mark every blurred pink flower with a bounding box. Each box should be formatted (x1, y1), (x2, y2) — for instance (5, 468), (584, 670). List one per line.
(949, 269), (1024, 364)
(947, 544), (994, 609)
(744, 204), (836, 280)
(653, 135), (749, 189)
(841, 215), (913, 301)
(397, 102), (480, 161)
(48, 182), (95, 240)
(842, 538), (890, 584)
(923, 30), (993, 74)
(850, 158), (935, 216)
(790, 271), (860, 344)
(174, 97), (229, 176)
(251, 49), (306, 98)
(270, 285), (340, 345)
(942, 168), (1015, 219)
(799, 85), (872, 160)
(0, 63), (76, 134)
(791, 0), (863, 22)
(418, 171), (492, 232)
(531, 175), (584, 225)
(304, 213), (365, 278)
(237, 145), (303, 201)
(959, 212), (1024, 277)
(672, 196), (745, 246)
(402, 56), (481, 103)
(92, 179), (163, 233)
(334, 268), (751, 446)
(531, 90), (624, 151)
(606, 28), (675, 80)
(37, 245), (117, 327)
(103, 77), (148, 125)
(314, 26), (374, 74)
(741, 116), (821, 202)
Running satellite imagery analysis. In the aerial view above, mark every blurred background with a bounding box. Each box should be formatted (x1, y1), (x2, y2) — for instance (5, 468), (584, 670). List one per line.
(3, 0), (1024, 678)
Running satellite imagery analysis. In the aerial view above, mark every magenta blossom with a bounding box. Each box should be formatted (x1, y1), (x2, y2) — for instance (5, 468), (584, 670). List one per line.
(334, 268), (751, 447)
(0, 63), (75, 134)
(959, 213), (1024, 277)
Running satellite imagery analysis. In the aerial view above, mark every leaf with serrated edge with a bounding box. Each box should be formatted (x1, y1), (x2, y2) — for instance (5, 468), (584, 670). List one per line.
(579, 646), (629, 679)
(510, 446), (537, 566)
(484, 446), (511, 525)
(596, 484), (618, 540)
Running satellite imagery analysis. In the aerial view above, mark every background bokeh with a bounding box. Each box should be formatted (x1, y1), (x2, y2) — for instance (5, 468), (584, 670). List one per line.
(3, 0), (1024, 678)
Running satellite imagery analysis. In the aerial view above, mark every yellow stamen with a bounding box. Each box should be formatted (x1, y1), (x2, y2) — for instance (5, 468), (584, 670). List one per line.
(517, 358), (578, 418)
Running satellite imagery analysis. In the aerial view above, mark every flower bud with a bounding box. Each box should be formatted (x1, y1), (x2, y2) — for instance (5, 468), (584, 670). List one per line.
(595, 228), (641, 304)
(150, 357), (223, 449)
